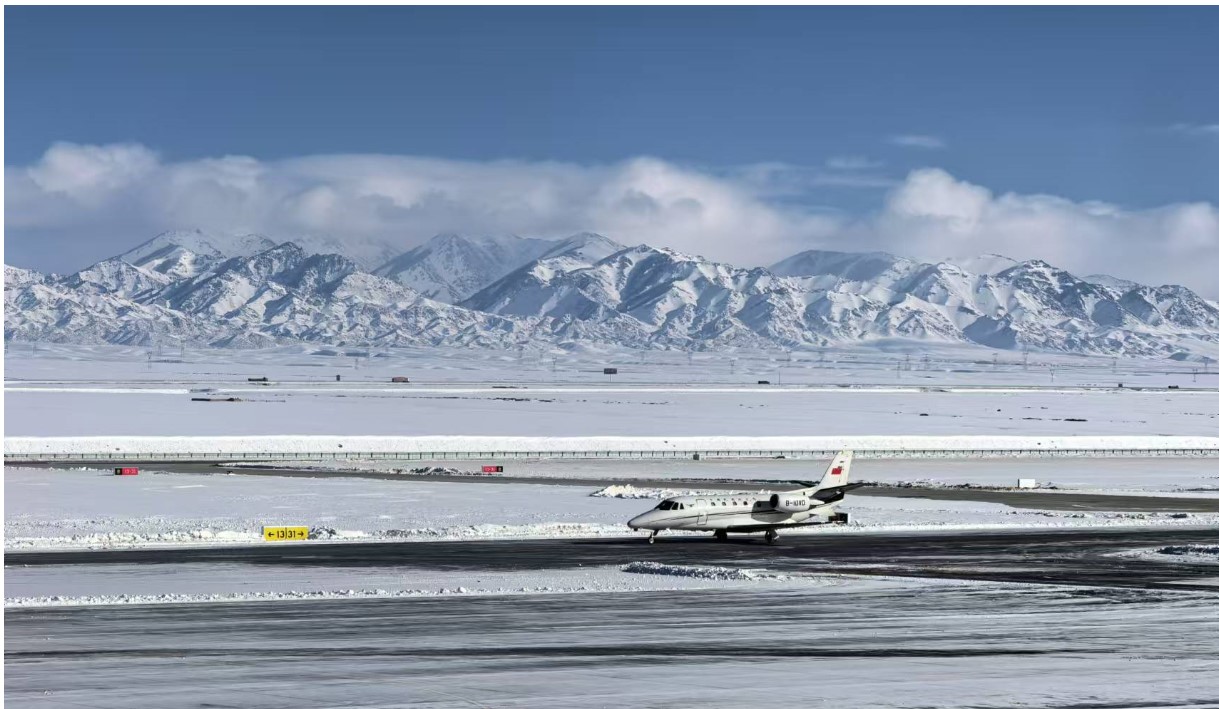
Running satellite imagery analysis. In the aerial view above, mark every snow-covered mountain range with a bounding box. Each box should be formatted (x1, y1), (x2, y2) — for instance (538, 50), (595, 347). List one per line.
(6, 230), (1219, 358)
(373, 233), (556, 303)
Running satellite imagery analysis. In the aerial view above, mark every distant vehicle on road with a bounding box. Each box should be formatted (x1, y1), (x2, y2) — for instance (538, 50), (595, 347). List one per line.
(627, 451), (859, 544)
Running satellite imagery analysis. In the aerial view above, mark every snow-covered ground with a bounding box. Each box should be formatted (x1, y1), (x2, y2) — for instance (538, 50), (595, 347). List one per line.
(7, 343), (1218, 438)
(9, 388), (1218, 438)
(621, 457), (1219, 493)
(221, 456), (1219, 494)
(6, 466), (1216, 552)
(1116, 544), (1219, 565)
(9, 341), (1219, 389)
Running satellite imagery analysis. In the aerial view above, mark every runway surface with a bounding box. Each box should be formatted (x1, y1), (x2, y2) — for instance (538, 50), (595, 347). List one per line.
(8, 527), (1219, 708)
(9, 527), (1219, 591)
(7, 577), (1218, 708)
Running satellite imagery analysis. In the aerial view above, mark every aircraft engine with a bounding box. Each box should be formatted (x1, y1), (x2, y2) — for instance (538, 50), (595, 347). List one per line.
(769, 493), (811, 513)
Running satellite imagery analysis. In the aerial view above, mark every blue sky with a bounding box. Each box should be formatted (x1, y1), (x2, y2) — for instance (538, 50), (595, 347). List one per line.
(5, 7), (1219, 291)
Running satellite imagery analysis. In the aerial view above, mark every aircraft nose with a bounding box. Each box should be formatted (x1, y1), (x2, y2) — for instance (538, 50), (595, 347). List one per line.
(628, 511), (656, 530)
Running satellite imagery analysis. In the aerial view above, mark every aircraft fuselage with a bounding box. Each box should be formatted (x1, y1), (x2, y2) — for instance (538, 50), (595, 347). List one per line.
(626, 492), (834, 531)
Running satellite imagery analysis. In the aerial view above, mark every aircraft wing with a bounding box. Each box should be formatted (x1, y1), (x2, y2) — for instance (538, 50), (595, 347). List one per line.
(723, 521), (834, 533)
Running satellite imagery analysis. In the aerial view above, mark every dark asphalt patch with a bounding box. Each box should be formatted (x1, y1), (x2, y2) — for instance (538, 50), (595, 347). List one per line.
(8, 527), (1219, 591)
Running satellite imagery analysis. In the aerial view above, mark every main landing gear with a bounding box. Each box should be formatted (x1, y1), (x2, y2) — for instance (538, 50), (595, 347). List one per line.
(713, 530), (728, 542)
(764, 530), (779, 545)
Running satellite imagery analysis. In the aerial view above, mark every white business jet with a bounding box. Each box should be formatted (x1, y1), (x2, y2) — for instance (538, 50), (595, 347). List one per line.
(626, 451), (858, 544)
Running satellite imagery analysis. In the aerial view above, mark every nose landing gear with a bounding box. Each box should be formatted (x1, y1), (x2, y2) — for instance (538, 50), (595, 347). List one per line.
(648, 531), (658, 544)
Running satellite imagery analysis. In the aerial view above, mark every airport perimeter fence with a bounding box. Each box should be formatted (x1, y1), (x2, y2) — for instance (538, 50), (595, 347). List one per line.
(7, 447), (1219, 463)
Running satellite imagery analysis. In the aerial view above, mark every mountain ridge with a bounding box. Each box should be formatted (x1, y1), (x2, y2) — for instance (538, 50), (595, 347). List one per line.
(6, 231), (1219, 358)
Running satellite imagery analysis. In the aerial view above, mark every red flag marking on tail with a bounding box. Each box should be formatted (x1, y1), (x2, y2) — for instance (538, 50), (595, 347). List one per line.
(831, 466), (843, 476)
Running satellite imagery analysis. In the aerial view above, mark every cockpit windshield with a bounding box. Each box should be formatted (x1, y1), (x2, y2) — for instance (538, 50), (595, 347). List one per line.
(657, 500), (685, 511)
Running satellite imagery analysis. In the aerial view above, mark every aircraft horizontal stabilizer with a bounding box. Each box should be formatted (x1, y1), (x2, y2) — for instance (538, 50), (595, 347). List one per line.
(811, 481), (866, 502)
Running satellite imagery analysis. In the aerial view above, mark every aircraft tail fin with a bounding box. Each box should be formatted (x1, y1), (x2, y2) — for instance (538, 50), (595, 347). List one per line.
(785, 451), (855, 496)
(814, 450), (852, 490)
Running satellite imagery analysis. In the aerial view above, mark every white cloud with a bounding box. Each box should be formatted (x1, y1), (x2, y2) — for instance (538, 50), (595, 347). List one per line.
(6, 143), (1218, 296)
(4, 144), (842, 270)
(857, 168), (1219, 294)
(25, 142), (159, 205)
(888, 134), (947, 149)
(885, 168), (990, 226)
(1167, 123), (1219, 138)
